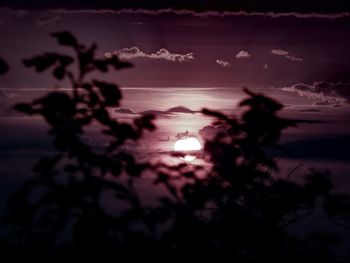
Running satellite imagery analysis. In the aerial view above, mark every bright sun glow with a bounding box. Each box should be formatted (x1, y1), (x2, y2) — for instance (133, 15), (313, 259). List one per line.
(174, 137), (202, 152)
(173, 137), (202, 162)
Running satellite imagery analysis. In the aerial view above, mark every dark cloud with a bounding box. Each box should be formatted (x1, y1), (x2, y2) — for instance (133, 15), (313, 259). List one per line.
(35, 12), (62, 26)
(115, 108), (135, 114)
(199, 125), (228, 140)
(298, 108), (322, 113)
(166, 106), (196, 113)
(138, 110), (173, 117)
(137, 106), (197, 117)
(0, 7), (29, 24)
(131, 21), (143, 25)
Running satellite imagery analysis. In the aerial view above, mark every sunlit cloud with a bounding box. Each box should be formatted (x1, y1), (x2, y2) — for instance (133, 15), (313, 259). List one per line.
(216, 59), (230, 67)
(106, 46), (194, 62)
(281, 81), (350, 104)
(271, 49), (289, 56)
(271, 49), (302, 62)
(235, 50), (251, 59)
(286, 55), (302, 62)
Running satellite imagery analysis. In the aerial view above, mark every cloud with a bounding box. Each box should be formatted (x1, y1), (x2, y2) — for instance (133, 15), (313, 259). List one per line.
(50, 9), (350, 19)
(281, 81), (350, 104)
(271, 49), (289, 56)
(36, 12), (62, 26)
(313, 100), (334, 106)
(131, 21), (144, 25)
(106, 46), (194, 62)
(298, 108), (322, 113)
(166, 106), (196, 113)
(271, 49), (302, 62)
(235, 50), (251, 59)
(199, 125), (229, 141)
(286, 55), (303, 62)
(0, 7), (29, 24)
(216, 59), (230, 67)
(136, 106), (197, 118)
(115, 108), (134, 114)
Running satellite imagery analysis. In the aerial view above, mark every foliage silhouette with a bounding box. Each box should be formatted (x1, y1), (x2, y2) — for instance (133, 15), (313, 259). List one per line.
(0, 57), (8, 74)
(1, 32), (350, 261)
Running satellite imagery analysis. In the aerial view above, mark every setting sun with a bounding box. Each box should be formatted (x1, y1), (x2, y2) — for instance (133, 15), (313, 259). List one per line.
(173, 137), (201, 162)
(174, 137), (202, 152)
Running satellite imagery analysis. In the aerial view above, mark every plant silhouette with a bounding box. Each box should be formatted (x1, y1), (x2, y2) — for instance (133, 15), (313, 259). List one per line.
(0, 57), (8, 75)
(1, 33), (350, 261)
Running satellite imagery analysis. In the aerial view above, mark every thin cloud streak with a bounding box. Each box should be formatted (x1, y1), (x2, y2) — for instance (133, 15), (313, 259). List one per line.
(47, 8), (350, 19)
(35, 12), (62, 26)
(0, 7), (29, 24)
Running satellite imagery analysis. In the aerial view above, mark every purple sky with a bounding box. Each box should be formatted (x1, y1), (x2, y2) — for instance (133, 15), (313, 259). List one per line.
(1, 3), (350, 254)
(1, 7), (350, 194)
(1, 9), (350, 91)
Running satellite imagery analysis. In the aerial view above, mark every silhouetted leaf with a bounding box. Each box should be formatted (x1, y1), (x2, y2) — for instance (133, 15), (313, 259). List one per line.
(93, 80), (121, 106)
(93, 108), (110, 124)
(89, 92), (100, 107)
(14, 103), (34, 114)
(135, 114), (156, 131)
(59, 55), (74, 67)
(0, 57), (8, 74)
(23, 53), (59, 72)
(109, 56), (133, 70)
(110, 161), (122, 177)
(53, 67), (65, 80)
(78, 44), (97, 73)
(52, 31), (79, 48)
(93, 60), (109, 72)
(82, 83), (93, 90)
(64, 164), (80, 173)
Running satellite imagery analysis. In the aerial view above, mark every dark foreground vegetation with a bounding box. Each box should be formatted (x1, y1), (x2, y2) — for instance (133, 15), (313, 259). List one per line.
(0, 33), (350, 261)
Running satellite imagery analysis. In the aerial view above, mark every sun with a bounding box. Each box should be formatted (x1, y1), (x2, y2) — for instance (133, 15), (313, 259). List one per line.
(174, 137), (202, 152)
(173, 137), (201, 162)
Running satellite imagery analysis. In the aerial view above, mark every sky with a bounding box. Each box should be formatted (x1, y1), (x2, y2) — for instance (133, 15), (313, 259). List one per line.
(1, 8), (350, 90)
(1, 3), (350, 151)
(1, 2), (350, 246)
(2, 0), (350, 13)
